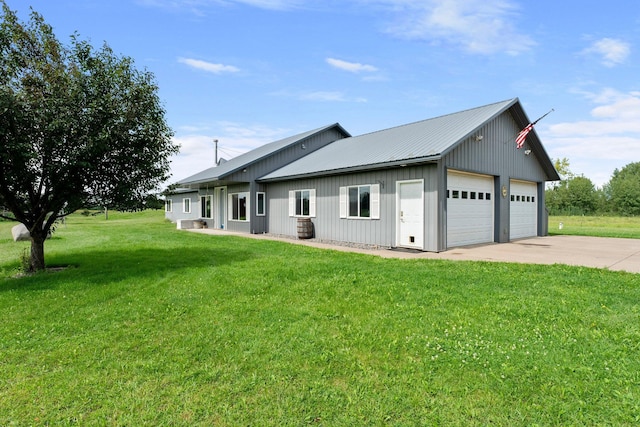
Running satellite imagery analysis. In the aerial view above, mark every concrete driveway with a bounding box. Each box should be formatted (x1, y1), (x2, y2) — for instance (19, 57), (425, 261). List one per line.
(188, 229), (640, 274)
(378, 235), (640, 274)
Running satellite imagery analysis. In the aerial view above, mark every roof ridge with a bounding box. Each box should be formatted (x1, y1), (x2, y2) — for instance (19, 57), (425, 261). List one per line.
(351, 98), (517, 139)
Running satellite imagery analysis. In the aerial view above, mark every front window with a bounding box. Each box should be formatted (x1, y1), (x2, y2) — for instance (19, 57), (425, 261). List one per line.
(289, 189), (316, 217)
(339, 184), (379, 219)
(165, 199), (172, 212)
(348, 185), (371, 218)
(230, 192), (248, 221)
(256, 192), (266, 216)
(296, 190), (310, 216)
(183, 198), (191, 213)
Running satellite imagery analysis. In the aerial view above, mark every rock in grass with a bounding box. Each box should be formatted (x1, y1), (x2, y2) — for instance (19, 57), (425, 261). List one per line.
(11, 224), (31, 242)
(11, 224), (52, 242)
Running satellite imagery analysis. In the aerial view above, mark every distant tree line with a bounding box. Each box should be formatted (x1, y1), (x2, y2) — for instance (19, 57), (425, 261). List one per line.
(546, 160), (640, 216)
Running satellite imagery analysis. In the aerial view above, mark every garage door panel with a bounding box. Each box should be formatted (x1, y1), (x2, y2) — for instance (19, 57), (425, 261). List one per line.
(510, 180), (537, 239)
(447, 172), (494, 248)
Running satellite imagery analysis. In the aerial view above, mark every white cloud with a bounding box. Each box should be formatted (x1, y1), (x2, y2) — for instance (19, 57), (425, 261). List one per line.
(230, 0), (304, 9)
(583, 38), (630, 67)
(301, 91), (368, 102)
(140, 0), (305, 12)
(178, 57), (240, 74)
(326, 58), (378, 73)
(544, 89), (640, 186)
(379, 0), (535, 55)
(271, 89), (367, 103)
(168, 123), (293, 183)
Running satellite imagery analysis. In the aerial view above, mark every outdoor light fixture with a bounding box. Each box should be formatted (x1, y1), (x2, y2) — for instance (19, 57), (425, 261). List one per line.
(524, 149), (532, 156)
(475, 135), (484, 142)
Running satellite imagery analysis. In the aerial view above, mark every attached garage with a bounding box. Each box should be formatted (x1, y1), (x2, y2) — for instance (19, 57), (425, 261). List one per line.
(446, 171), (495, 248)
(510, 180), (538, 239)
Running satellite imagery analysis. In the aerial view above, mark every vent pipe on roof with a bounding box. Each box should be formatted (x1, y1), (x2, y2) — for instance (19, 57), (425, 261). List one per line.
(214, 139), (219, 165)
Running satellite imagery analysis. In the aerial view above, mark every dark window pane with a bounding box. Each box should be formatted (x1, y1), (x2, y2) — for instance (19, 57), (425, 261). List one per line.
(296, 191), (302, 216)
(257, 193), (265, 215)
(302, 190), (310, 216)
(239, 194), (247, 220)
(360, 186), (370, 217)
(232, 194), (239, 219)
(349, 187), (359, 217)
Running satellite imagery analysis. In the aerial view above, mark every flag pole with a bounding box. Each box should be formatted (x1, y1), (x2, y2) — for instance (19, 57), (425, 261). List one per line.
(531, 108), (555, 125)
(516, 108), (554, 149)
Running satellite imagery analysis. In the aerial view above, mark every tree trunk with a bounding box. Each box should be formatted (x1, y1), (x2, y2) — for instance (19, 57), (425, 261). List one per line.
(29, 234), (46, 272)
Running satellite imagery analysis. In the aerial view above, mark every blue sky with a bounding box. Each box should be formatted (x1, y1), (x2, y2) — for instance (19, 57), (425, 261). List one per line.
(11, 0), (640, 187)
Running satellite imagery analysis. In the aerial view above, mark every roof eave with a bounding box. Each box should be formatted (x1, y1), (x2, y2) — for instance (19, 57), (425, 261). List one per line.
(258, 155), (441, 182)
(177, 123), (351, 186)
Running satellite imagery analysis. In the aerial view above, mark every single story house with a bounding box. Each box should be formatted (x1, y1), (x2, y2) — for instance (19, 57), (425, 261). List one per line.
(166, 98), (560, 251)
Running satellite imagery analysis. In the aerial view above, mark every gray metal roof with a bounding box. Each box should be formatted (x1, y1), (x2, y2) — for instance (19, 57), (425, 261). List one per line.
(259, 99), (519, 181)
(178, 123), (349, 185)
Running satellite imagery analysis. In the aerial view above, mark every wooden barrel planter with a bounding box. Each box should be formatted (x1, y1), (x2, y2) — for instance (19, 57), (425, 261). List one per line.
(297, 218), (314, 239)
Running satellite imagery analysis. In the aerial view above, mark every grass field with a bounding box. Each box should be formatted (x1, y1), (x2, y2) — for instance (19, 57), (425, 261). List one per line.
(1, 211), (639, 425)
(549, 215), (640, 239)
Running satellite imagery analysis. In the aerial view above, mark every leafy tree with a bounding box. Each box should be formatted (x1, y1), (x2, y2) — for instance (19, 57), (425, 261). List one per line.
(554, 157), (574, 181)
(608, 162), (640, 215)
(545, 157), (597, 215)
(0, 2), (178, 271)
(566, 175), (597, 214)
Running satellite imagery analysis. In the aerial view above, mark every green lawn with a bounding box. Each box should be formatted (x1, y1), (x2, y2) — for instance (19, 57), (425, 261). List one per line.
(1, 212), (639, 425)
(549, 215), (640, 238)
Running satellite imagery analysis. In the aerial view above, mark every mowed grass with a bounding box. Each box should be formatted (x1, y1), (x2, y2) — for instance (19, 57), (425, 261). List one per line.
(550, 215), (640, 238)
(1, 212), (639, 425)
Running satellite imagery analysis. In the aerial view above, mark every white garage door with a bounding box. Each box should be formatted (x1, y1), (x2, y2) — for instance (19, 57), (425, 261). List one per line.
(510, 180), (538, 239)
(447, 171), (494, 248)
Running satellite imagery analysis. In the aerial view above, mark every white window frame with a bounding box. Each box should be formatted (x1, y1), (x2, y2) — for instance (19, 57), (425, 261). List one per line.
(183, 198), (191, 213)
(288, 189), (316, 217)
(256, 192), (266, 216)
(228, 192), (249, 222)
(165, 199), (172, 212)
(340, 184), (380, 219)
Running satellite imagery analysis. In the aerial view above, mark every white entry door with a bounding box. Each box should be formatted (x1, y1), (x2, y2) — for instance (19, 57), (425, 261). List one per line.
(214, 187), (226, 229)
(396, 180), (424, 249)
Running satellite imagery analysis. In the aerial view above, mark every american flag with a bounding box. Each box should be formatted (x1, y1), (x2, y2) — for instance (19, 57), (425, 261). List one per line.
(515, 108), (554, 150)
(515, 123), (533, 149)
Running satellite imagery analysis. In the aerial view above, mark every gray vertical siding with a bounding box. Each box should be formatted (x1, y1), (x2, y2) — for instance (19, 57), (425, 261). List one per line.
(219, 128), (347, 234)
(165, 192), (199, 222)
(443, 111), (552, 243)
(266, 164), (438, 250)
(444, 113), (548, 181)
(224, 183), (251, 233)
